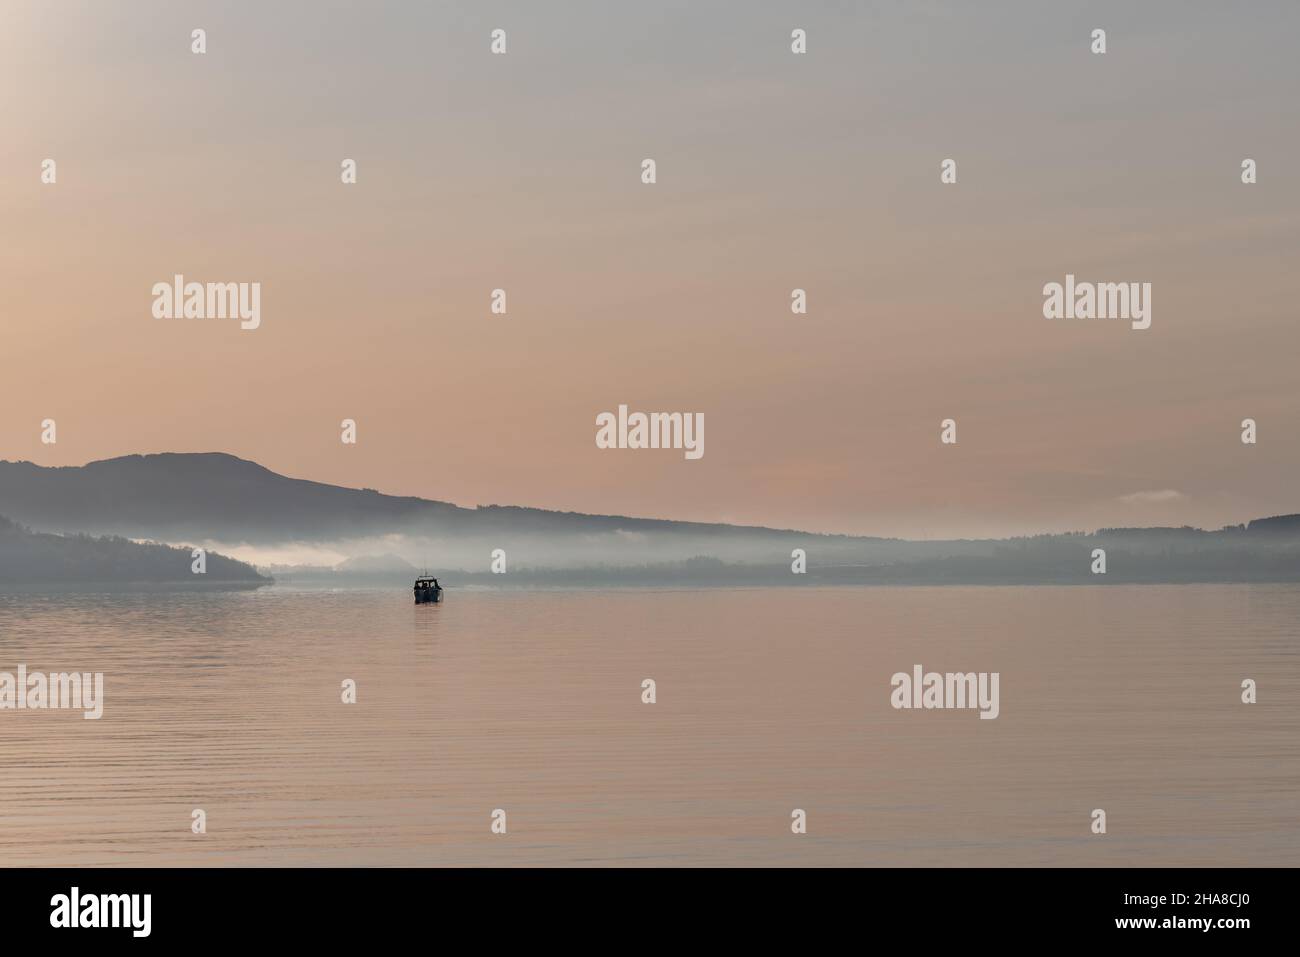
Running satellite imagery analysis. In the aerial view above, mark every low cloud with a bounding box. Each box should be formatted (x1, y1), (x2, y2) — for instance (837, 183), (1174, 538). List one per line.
(1118, 489), (1187, 506)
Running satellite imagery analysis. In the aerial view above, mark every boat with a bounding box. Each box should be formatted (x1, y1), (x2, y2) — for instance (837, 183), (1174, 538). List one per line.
(413, 575), (443, 604)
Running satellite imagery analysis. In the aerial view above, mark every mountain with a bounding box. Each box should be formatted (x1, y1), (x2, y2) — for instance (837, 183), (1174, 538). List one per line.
(0, 515), (266, 585)
(0, 452), (911, 568)
(0, 453), (456, 543)
(2, 452), (1300, 583)
(335, 553), (418, 574)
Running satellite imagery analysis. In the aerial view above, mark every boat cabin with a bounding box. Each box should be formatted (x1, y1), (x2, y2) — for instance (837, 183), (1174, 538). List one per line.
(413, 576), (443, 604)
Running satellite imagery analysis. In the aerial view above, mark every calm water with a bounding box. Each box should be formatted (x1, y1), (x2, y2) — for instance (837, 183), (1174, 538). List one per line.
(0, 585), (1296, 866)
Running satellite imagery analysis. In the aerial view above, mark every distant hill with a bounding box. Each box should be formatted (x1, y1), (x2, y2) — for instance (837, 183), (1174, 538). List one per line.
(0, 515), (267, 585)
(1245, 514), (1300, 535)
(2, 452), (1300, 583)
(0, 453), (460, 543)
(0, 452), (906, 568)
(335, 553), (417, 574)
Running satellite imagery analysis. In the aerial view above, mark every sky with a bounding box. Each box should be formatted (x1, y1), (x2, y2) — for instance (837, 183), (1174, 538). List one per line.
(3, 0), (1299, 539)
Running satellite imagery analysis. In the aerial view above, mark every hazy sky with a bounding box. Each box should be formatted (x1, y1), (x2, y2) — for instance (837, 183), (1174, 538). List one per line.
(3, 1), (1298, 539)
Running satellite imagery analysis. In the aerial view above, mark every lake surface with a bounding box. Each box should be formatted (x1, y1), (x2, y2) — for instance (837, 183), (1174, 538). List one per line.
(0, 585), (1296, 866)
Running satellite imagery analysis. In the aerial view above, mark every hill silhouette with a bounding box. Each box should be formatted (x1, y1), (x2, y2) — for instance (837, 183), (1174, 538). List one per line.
(2, 452), (1300, 582)
(0, 514), (266, 585)
(0, 452), (906, 567)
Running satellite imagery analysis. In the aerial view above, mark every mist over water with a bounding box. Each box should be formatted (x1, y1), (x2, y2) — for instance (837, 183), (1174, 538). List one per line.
(1, 584), (1295, 866)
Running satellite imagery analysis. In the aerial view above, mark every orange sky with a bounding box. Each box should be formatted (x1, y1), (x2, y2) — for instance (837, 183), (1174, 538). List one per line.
(3, 1), (1298, 538)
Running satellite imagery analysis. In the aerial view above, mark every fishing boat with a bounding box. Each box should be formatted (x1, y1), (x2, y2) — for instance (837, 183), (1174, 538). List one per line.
(413, 575), (443, 604)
